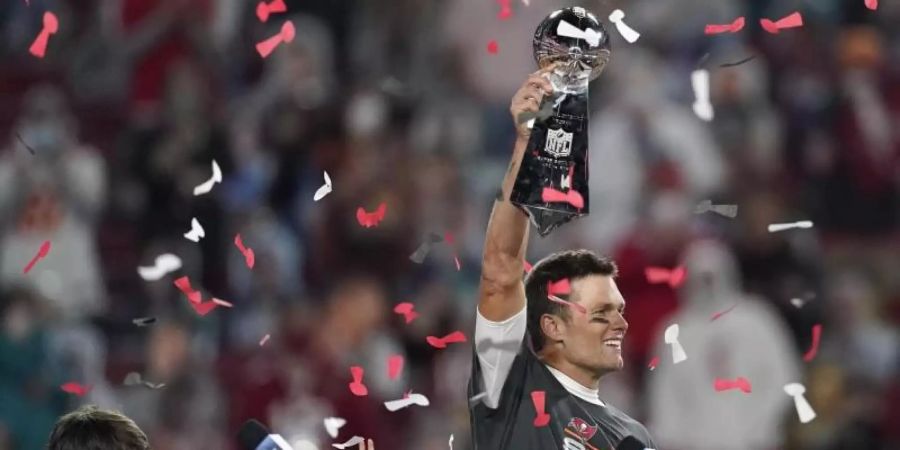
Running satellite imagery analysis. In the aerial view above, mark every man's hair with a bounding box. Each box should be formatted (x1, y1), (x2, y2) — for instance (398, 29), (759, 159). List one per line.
(524, 249), (618, 352)
(47, 405), (150, 450)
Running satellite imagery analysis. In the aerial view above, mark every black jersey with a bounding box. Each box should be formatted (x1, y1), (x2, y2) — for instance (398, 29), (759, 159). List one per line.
(468, 337), (656, 450)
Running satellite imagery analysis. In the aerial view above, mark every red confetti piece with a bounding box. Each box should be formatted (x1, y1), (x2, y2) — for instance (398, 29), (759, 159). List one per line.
(29, 12), (58, 58)
(713, 377), (752, 393)
(710, 304), (738, 321)
(760, 12), (803, 34)
(234, 234), (255, 269)
(541, 187), (584, 210)
(356, 202), (387, 228)
(487, 40), (499, 54)
(22, 240), (51, 274)
(547, 278), (571, 297)
(497, 0), (512, 20)
(704, 16), (745, 35)
(648, 355), (660, 370)
(548, 295), (587, 314)
(60, 382), (91, 397)
(393, 302), (419, 324)
(256, 20), (295, 58)
(530, 391), (551, 427)
(173, 276), (219, 316)
(387, 355), (404, 380)
(349, 366), (368, 396)
(802, 324), (822, 362)
(256, 0), (287, 22)
(644, 266), (687, 288)
(426, 330), (467, 349)
(173, 276), (202, 304)
(259, 334), (270, 346)
(523, 259), (533, 273)
(865, 0), (878, 10)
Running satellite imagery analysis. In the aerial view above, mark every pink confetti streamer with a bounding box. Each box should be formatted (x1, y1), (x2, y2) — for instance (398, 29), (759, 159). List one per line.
(60, 382), (91, 397)
(497, 0), (512, 20)
(349, 366), (368, 396)
(531, 391), (550, 427)
(865, 0), (878, 10)
(256, 20), (295, 58)
(393, 302), (419, 324)
(802, 324), (822, 362)
(387, 354), (404, 380)
(710, 304), (738, 321)
(29, 12), (58, 58)
(259, 334), (271, 346)
(356, 202), (387, 228)
(714, 377), (752, 393)
(22, 240), (51, 274)
(487, 40), (499, 54)
(541, 187), (584, 210)
(548, 295), (587, 314)
(704, 17), (745, 35)
(234, 234), (255, 269)
(547, 278), (571, 297)
(648, 355), (660, 370)
(426, 331), (467, 349)
(523, 259), (533, 273)
(760, 12), (803, 34)
(256, 0), (287, 22)
(645, 266), (687, 288)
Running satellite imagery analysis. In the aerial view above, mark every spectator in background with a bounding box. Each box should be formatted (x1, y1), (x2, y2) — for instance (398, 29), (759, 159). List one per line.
(0, 286), (67, 450)
(648, 239), (799, 450)
(0, 85), (107, 322)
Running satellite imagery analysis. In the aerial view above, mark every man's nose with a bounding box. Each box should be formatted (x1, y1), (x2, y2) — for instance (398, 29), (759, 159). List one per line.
(612, 311), (628, 332)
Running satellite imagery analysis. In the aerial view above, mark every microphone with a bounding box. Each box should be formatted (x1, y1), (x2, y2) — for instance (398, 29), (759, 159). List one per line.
(237, 419), (294, 450)
(617, 436), (654, 450)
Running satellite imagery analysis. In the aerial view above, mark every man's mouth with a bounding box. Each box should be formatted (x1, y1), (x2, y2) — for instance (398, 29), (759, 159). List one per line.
(602, 338), (622, 349)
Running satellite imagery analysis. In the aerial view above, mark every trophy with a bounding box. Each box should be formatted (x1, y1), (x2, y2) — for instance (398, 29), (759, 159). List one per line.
(510, 6), (611, 236)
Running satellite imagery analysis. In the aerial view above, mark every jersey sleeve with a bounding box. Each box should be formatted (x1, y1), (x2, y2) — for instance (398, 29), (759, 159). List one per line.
(473, 305), (527, 409)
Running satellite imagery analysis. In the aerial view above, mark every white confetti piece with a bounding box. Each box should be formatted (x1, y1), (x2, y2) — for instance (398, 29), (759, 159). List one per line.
(324, 417), (346, 439)
(183, 217), (205, 242)
(694, 200), (738, 218)
(314, 171), (333, 201)
(193, 160), (222, 196)
(691, 69), (714, 121)
(768, 220), (813, 233)
(608, 9), (640, 43)
(784, 382), (816, 423)
(333, 436), (367, 449)
(137, 253), (182, 281)
(384, 393), (430, 412)
(449, 434), (454, 450)
(664, 324), (687, 364)
(259, 334), (271, 347)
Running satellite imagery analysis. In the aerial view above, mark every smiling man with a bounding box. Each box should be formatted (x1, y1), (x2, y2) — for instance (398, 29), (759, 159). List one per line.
(469, 69), (656, 450)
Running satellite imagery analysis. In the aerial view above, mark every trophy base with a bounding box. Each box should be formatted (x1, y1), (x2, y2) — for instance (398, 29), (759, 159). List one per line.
(518, 203), (587, 237)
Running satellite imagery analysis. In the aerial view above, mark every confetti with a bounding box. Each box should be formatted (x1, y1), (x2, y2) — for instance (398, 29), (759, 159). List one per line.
(647, 355), (660, 370)
(556, 20), (603, 47)
(468, 392), (488, 406)
(608, 9), (640, 43)
(802, 324), (822, 362)
(645, 266), (687, 288)
(548, 295), (587, 314)
(132, 317), (157, 327)
(193, 160), (222, 196)
(714, 377), (752, 393)
(704, 16), (745, 35)
(694, 200), (738, 218)
(387, 354), (404, 380)
(530, 390), (551, 427)
(384, 393), (430, 411)
(760, 12), (803, 34)
(664, 324), (687, 364)
(691, 69), (714, 121)
(324, 417), (346, 439)
(183, 218), (205, 242)
(173, 276), (219, 316)
(348, 366), (368, 397)
(212, 297), (233, 308)
(487, 40), (499, 54)
(497, 0), (512, 20)
(767, 220), (813, 233)
(393, 302), (419, 324)
(790, 292), (815, 308)
(541, 187), (584, 209)
(409, 233), (443, 264)
(22, 240), (50, 274)
(314, 171), (333, 201)
(332, 436), (364, 449)
(710, 304), (738, 321)
(547, 278), (571, 297)
(14, 132), (36, 155)
(137, 253), (182, 281)
(784, 383), (816, 423)
(60, 382), (91, 397)
(719, 55), (756, 68)
(174, 276), (201, 304)
(444, 232), (462, 271)
(865, 0), (878, 10)
(426, 331), (467, 349)
(523, 259), (533, 273)
(259, 334), (271, 346)
(256, 0), (287, 22)
(356, 202), (387, 228)
(123, 372), (165, 389)
(29, 12), (58, 58)
(257, 20), (295, 58)
(234, 234), (255, 269)
(449, 434), (454, 450)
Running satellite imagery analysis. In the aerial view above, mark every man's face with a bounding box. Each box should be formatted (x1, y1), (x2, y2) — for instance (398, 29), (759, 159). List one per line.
(558, 275), (628, 375)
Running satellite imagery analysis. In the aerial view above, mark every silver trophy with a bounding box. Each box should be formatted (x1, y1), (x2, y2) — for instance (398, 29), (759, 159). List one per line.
(510, 6), (611, 236)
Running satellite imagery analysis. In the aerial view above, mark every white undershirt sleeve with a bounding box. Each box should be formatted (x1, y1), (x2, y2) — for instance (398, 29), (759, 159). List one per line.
(474, 305), (528, 409)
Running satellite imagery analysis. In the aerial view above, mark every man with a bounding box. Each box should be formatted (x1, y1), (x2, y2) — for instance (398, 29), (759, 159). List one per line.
(46, 405), (150, 450)
(469, 67), (656, 450)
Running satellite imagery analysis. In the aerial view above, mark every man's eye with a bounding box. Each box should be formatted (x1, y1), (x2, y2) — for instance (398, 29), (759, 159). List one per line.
(591, 317), (609, 323)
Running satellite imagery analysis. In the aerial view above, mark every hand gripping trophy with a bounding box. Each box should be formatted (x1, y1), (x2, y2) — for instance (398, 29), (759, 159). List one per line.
(510, 6), (611, 236)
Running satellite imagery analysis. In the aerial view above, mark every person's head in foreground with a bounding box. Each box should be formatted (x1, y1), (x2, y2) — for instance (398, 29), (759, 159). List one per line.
(524, 250), (626, 380)
(47, 405), (149, 450)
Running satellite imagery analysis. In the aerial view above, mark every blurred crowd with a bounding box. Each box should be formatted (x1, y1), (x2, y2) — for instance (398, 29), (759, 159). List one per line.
(0, 0), (898, 449)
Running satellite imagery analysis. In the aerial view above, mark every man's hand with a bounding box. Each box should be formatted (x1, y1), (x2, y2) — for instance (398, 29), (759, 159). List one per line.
(510, 67), (555, 140)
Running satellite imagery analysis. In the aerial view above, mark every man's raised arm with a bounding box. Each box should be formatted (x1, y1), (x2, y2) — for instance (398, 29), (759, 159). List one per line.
(478, 69), (553, 322)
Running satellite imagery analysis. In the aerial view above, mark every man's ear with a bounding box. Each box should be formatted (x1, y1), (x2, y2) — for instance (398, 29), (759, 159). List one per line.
(540, 314), (567, 344)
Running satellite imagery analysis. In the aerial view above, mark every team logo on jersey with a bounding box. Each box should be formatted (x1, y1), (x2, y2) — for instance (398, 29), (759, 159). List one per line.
(566, 417), (598, 441)
(544, 128), (573, 157)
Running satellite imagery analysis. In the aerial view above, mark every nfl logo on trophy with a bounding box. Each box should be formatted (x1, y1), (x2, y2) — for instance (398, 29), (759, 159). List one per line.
(544, 128), (573, 158)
